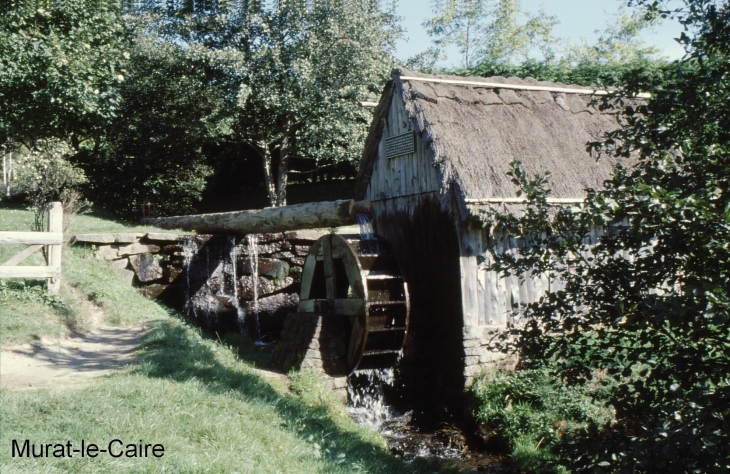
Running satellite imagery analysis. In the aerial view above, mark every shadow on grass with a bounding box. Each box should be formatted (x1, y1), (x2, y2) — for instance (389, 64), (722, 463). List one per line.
(132, 320), (465, 474)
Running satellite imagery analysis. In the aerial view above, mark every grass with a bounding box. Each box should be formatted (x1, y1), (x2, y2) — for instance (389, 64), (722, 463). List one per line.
(1, 202), (463, 473)
(0, 201), (185, 235)
(2, 319), (455, 473)
(469, 367), (614, 474)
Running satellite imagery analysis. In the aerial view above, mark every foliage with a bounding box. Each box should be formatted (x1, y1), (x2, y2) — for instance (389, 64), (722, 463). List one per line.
(123, 1), (400, 209)
(422, 1), (664, 72)
(0, 1), (126, 149)
(471, 368), (613, 473)
(0, 279), (68, 313)
(465, 57), (674, 88)
(423, 0), (558, 68)
(76, 12), (240, 218)
(483, 1), (730, 471)
(564, 6), (663, 65)
(11, 139), (89, 231)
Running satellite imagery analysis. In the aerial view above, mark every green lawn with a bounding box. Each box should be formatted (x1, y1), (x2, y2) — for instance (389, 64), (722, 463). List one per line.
(0, 203), (461, 473)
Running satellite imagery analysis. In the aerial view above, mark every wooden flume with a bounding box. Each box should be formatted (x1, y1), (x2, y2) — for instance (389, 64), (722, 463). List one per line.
(140, 199), (374, 234)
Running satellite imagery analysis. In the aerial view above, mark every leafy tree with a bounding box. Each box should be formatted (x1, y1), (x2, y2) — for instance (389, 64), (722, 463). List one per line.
(486, 0), (730, 471)
(0, 1), (126, 149)
(564, 6), (663, 65)
(78, 12), (243, 217)
(12, 139), (89, 232)
(233, 1), (400, 207)
(423, 0), (559, 68)
(127, 1), (399, 208)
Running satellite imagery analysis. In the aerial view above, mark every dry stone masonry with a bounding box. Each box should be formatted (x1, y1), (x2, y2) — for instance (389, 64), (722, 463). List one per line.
(72, 230), (328, 338)
(273, 312), (349, 400)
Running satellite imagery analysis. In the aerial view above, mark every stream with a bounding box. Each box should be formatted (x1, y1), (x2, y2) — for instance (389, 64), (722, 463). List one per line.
(346, 369), (505, 472)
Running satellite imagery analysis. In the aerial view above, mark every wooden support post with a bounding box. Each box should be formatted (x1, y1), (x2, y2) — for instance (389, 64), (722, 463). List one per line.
(46, 202), (63, 295)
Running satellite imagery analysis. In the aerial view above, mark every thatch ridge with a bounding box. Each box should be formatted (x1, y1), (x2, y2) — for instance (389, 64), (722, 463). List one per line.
(355, 68), (638, 217)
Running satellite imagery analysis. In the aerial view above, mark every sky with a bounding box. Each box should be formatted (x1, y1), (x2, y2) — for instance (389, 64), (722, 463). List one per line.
(394, 0), (687, 67)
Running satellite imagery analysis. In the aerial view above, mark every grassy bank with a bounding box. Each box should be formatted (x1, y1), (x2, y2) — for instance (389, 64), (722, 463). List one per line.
(2, 319), (456, 473)
(1, 203), (460, 473)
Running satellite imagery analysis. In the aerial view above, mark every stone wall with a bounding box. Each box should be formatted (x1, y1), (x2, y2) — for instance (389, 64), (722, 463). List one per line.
(72, 230), (328, 338)
(272, 312), (349, 400)
(462, 326), (518, 386)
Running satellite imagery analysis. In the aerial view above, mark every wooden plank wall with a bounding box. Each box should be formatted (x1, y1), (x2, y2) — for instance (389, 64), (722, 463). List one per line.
(458, 222), (604, 329)
(366, 92), (440, 203)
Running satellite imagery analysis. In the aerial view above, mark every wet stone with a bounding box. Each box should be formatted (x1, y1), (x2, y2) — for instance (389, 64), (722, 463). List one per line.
(239, 258), (289, 280)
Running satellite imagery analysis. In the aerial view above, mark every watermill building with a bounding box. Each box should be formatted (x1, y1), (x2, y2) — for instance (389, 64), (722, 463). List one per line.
(354, 68), (637, 400)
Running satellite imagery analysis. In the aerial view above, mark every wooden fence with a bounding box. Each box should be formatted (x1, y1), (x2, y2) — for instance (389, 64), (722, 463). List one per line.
(0, 202), (63, 294)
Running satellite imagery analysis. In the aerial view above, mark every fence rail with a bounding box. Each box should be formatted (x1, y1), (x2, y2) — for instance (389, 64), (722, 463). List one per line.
(0, 202), (63, 294)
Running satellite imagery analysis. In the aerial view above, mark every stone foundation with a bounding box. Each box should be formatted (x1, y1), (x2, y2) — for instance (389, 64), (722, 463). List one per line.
(462, 326), (518, 386)
(72, 230), (328, 338)
(272, 313), (349, 400)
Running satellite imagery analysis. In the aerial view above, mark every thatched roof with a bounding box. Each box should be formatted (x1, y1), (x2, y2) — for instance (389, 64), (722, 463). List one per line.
(355, 68), (640, 217)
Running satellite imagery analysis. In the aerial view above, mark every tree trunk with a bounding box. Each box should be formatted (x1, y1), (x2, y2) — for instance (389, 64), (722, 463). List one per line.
(259, 140), (277, 208)
(140, 199), (371, 234)
(276, 132), (290, 207)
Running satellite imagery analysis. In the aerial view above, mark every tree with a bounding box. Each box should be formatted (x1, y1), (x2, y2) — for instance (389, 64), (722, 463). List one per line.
(129, 1), (400, 208)
(0, 1), (126, 150)
(423, 0), (559, 68)
(564, 6), (663, 65)
(487, 0), (730, 471)
(234, 1), (400, 207)
(78, 11), (243, 217)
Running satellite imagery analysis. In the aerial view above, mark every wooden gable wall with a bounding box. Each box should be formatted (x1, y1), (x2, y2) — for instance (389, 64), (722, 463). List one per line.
(365, 88), (440, 203)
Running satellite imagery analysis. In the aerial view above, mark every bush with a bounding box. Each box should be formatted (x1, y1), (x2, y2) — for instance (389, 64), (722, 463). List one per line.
(470, 368), (613, 473)
(11, 139), (89, 231)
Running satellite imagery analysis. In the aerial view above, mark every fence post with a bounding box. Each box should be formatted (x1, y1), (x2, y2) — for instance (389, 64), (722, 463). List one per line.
(46, 202), (63, 295)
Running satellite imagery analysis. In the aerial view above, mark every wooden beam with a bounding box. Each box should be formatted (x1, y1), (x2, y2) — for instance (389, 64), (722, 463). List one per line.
(140, 199), (372, 234)
(333, 298), (365, 316)
(398, 75), (652, 99)
(0, 266), (60, 278)
(465, 198), (586, 204)
(1, 244), (43, 266)
(0, 232), (63, 245)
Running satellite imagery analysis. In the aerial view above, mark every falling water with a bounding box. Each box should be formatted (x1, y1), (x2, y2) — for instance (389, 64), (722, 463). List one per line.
(247, 234), (261, 340)
(354, 213), (380, 254)
(228, 235), (246, 332)
(348, 214), (395, 427)
(181, 236), (198, 320)
(347, 368), (398, 430)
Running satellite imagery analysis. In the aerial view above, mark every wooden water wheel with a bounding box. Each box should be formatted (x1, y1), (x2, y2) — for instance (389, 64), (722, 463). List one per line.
(298, 234), (410, 374)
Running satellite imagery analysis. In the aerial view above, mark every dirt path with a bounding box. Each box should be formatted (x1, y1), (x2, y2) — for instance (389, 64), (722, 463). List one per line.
(0, 323), (150, 390)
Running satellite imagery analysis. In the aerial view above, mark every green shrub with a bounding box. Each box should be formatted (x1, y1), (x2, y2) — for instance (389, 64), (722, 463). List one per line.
(10, 139), (89, 231)
(470, 368), (613, 473)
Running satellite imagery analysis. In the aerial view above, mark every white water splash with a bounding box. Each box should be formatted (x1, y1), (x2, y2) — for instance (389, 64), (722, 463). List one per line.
(181, 236), (198, 319)
(354, 213), (380, 254)
(247, 234), (261, 339)
(228, 235), (246, 332)
(354, 213), (375, 240)
(347, 368), (398, 430)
